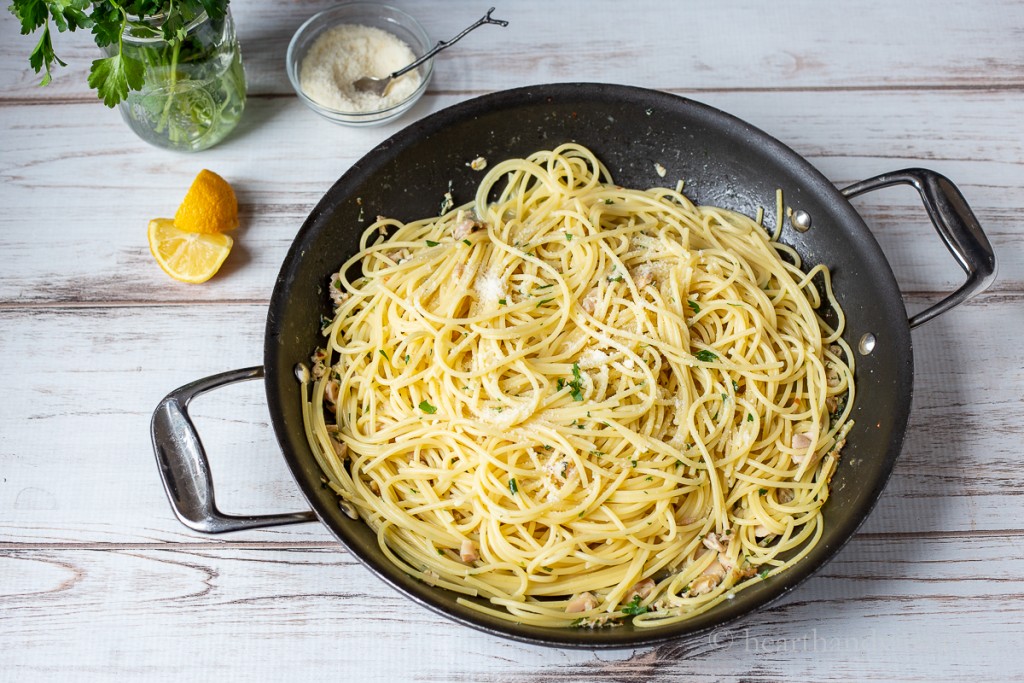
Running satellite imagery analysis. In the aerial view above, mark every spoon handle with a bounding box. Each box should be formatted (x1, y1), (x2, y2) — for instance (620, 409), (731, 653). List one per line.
(390, 7), (509, 80)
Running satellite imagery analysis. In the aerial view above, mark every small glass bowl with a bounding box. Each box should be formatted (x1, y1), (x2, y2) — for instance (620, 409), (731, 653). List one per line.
(286, 3), (433, 127)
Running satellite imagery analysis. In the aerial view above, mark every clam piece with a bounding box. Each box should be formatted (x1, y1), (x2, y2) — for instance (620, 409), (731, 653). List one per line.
(460, 540), (478, 563)
(565, 591), (599, 613)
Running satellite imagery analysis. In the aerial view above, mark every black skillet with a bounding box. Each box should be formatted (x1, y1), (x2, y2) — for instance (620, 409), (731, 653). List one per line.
(152, 84), (995, 648)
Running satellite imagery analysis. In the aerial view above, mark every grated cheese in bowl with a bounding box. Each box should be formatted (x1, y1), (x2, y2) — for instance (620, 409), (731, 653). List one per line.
(286, 3), (432, 126)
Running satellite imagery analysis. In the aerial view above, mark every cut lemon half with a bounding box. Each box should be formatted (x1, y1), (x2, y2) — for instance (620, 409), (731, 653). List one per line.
(148, 218), (233, 284)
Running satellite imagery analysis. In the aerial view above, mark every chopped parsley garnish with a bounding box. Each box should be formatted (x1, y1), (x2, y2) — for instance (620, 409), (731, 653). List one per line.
(759, 568), (771, 580)
(565, 232), (573, 241)
(695, 349), (718, 362)
(542, 566), (553, 572)
(604, 198), (615, 205)
(437, 548), (445, 556)
(498, 298), (507, 305)
(378, 349), (389, 360)
(747, 413), (754, 422)
(557, 363), (585, 401)
(509, 478), (518, 495)
(621, 595), (648, 616)
(536, 297), (555, 308)
(607, 272), (624, 283)
(425, 240), (440, 247)
(732, 380), (740, 392)
(418, 400), (437, 414)
(404, 354), (410, 363)
(631, 459), (638, 467)
(590, 450), (604, 458)
(687, 300), (700, 314)
(535, 283), (554, 290)
(675, 459), (684, 468)
(759, 488), (768, 495)
(332, 278), (342, 290)
(462, 239), (472, 246)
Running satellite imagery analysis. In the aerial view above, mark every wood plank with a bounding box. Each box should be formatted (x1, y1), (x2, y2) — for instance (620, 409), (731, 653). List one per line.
(0, 300), (1019, 545)
(1, 535), (1022, 681)
(1, 89), (1021, 308)
(3, 0), (1024, 102)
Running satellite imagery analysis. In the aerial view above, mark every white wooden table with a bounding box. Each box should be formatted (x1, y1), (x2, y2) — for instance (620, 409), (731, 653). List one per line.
(2, 1), (1022, 680)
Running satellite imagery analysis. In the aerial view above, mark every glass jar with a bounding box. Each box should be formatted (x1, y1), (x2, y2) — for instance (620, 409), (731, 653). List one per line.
(114, 9), (246, 152)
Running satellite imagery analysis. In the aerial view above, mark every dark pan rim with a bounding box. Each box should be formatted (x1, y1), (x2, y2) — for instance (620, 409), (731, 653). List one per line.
(266, 82), (913, 648)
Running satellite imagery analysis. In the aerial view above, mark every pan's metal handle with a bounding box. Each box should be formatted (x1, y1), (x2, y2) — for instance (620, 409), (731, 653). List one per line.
(151, 366), (316, 533)
(841, 168), (996, 329)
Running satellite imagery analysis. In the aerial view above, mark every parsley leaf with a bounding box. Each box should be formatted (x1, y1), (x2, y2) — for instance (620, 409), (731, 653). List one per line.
(378, 349), (389, 360)
(759, 568), (770, 580)
(569, 363), (584, 401)
(425, 240), (439, 247)
(565, 232), (573, 241)
(621, 595), (648, 616)
(695, 349), (718, 363)
(498, 298), (507, 305)
(88, 53), (144, 108)
(508, 478), (518, 495)
(28, 24), (64, 87)
(536, 297), (554, 308)
(687, 300), (700, 314)
(759, 488), (768, 495)
(462, 239), (472, 246)
(11, 0), (48, 35)
(747, 413), (754, 422)
(418, 400), (437, 414)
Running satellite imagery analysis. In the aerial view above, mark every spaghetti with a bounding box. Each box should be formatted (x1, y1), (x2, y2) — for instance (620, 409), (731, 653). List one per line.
(300, 144), (855, 628)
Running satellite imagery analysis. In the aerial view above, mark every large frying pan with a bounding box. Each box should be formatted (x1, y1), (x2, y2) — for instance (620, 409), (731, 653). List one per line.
(152, 84), (995, 648)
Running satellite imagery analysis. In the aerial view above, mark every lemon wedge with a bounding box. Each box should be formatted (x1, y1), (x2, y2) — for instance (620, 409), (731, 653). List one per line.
(148, 218), (233, 284)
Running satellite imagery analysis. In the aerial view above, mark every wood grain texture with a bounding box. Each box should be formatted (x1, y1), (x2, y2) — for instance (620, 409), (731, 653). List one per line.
(3, 0), (1024, 101)
(1, 0), (1022, 679)
(2, 537), (1023, 682)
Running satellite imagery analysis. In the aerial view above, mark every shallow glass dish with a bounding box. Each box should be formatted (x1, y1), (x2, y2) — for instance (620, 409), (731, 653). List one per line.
(286, 3), (433, 127)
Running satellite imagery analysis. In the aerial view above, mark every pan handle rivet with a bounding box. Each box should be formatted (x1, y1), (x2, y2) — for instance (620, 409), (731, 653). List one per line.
(792, 210), (812, 232)
(858, 333), (876, 355)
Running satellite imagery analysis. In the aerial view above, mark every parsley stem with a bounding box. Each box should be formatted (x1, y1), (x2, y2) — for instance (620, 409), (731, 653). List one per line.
(156, 39), (181, 135)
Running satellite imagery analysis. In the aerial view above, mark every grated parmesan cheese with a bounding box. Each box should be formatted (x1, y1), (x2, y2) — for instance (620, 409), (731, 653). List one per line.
(299, 24), (422, 112)
(578, 347), (612, 369)
(473, 271), (506, 305)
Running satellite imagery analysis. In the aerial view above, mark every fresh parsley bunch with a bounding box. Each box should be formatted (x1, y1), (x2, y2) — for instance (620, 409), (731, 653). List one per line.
(9, 0), (228, 107)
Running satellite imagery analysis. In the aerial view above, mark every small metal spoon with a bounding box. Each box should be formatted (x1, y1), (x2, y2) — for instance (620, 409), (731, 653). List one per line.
(353, 7), (509, 97)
